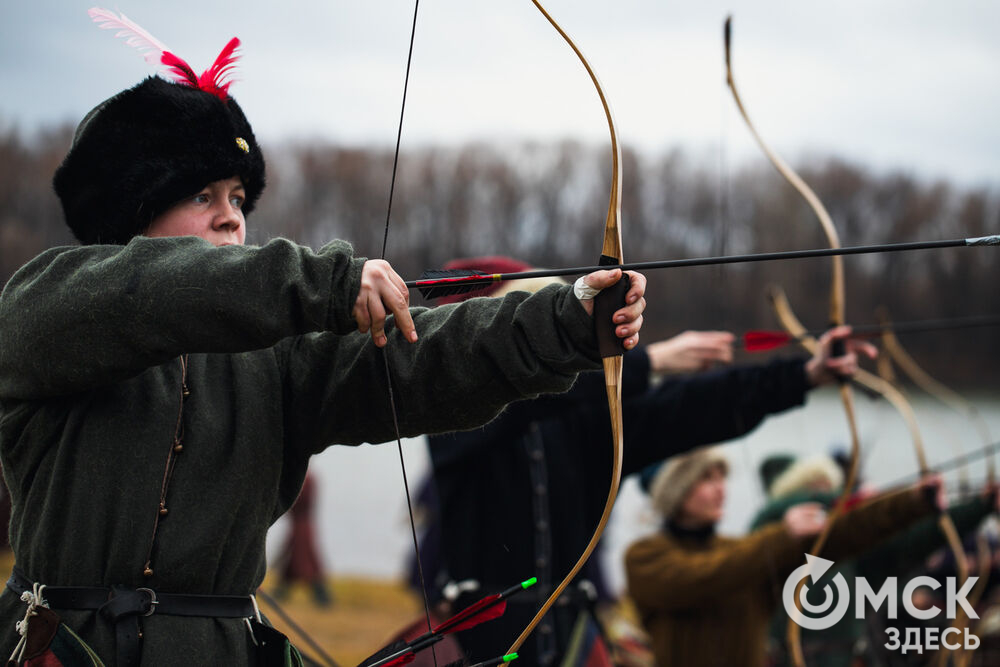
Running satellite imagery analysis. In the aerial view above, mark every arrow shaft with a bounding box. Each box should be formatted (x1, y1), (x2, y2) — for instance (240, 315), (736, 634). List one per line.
(405, 235), (998, 292)
(883, 442), (1000, 490)
(741, 314), (1000, 351)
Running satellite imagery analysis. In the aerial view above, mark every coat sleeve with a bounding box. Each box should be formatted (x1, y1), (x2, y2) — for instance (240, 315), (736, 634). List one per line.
(621, 357), (811, 476)
(277, 283), (602, 452)
(821, 486), (938, 561)
(0, 237), (365, 399)
(624, 524), (803, 612)
(856, 496), (993, 581)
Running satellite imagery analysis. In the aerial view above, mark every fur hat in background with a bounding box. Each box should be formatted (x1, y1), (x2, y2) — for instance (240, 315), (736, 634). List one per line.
(649, 447), (729, 519)
(768, 454), (844, 499)
(54, 11), (265, 245)
(759, 454), (796, 496)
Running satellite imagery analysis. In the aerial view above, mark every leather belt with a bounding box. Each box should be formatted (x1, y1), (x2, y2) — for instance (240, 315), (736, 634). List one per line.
(7, 568), (256, 666)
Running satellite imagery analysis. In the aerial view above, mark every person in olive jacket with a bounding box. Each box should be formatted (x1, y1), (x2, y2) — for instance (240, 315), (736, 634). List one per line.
(0, 31), (647, 667)
(624, 447), (946, 667)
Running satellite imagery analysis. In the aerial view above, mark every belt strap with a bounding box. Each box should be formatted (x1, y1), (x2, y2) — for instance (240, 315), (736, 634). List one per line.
(7, 568), (256, 666)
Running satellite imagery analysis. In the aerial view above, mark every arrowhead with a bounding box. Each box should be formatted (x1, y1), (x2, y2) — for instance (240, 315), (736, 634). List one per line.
(804, 554), (835, 583)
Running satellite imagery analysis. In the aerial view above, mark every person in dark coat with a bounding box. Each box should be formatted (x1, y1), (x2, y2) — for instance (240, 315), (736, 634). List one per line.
(0, 15), (647, 667)
(423, 257), (875, 667)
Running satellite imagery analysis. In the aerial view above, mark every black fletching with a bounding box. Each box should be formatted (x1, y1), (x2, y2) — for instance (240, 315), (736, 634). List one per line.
(415, 269), (497, 300)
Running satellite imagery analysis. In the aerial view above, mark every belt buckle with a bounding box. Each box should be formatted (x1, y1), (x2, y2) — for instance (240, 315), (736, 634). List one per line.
(136, 587), (158, 617)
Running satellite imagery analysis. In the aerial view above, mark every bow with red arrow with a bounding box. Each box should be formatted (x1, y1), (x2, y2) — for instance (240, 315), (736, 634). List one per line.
(357, 578), (537, 667)
(372, 1), (630, 665)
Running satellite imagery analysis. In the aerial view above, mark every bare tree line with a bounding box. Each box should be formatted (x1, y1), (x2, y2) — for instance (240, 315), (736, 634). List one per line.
(2, 125), (997, 386)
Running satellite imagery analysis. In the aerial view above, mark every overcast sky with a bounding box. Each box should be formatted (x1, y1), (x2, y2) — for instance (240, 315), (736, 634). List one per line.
(2, 1), (998, 188)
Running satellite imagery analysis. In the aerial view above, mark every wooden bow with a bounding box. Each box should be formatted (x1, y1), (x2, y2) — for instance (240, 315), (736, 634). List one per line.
(766, 288), (972, 667)
(876, 306), (996, 488)
(504, 0), (626, 658)
(726, 17), (971, 666)
(724, 18), (864, 665)
(876, 307), (989, 667)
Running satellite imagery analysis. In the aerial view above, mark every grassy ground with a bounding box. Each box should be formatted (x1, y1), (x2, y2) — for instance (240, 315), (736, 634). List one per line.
(257, 572), (423, 667)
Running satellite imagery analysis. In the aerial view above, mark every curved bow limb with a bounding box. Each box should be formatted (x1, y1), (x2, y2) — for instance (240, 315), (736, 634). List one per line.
(769, 287), (947, 484)
(873, 330), (971, 667)
(876, 306), (996, 487)
(725, 18), (861, 666)
(768, 288), (927, 452)
(726, 17), (973, 665)
(875, 307), (989, 667)
(729, 20), (971, 656)
(769, 287), (973, 667)
(766, 302), (862, 667)
(504, 0), (625, 658)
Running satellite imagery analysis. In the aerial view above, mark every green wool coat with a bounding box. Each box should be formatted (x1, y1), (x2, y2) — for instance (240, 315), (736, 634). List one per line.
(0, 236), (602, 665)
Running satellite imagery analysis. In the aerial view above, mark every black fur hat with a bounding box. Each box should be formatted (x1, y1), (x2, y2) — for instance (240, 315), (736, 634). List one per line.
(54, 75), (265, 245)
(54, 8), (269, 245)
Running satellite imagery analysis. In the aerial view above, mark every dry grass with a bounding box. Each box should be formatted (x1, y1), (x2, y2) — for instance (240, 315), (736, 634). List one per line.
(258, 572), (423, 666)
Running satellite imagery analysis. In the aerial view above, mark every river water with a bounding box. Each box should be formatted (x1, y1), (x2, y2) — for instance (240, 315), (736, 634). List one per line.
(266, 389), (1000, 596)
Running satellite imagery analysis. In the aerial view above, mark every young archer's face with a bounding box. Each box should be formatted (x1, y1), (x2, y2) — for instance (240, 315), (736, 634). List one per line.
(678, 465), (727, 526)
(145, 177), (246, 247)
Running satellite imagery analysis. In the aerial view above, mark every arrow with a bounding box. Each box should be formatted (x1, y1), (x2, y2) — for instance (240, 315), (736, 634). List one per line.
(357, 578), (536, 667)
(739, 314), (1000, 352)
(406, 235), (1000, 300)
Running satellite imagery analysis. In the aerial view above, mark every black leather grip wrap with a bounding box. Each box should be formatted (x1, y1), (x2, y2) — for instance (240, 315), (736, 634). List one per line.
(593, 255), (629, 358)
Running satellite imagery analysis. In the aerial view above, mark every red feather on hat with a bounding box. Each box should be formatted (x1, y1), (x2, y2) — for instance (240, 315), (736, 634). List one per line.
(88, 7), (241, 102)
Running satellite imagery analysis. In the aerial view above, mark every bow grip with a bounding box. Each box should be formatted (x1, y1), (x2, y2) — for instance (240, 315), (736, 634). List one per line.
(831, 335), (846, 358)
(830, 321), (848, 384)
(593, 255), (630, 358)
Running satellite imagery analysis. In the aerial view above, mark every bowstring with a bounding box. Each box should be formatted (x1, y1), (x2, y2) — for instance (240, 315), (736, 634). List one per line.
(380, 2), (439, 665)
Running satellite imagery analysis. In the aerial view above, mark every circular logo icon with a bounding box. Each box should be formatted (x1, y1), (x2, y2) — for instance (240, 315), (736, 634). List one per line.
(783, 554), (851, 630)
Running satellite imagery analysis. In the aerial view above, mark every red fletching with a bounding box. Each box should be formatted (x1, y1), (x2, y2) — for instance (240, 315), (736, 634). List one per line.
(441, 600), (507, 634)
(742, 330), (794, 352)
(434, 594), (506, 634)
